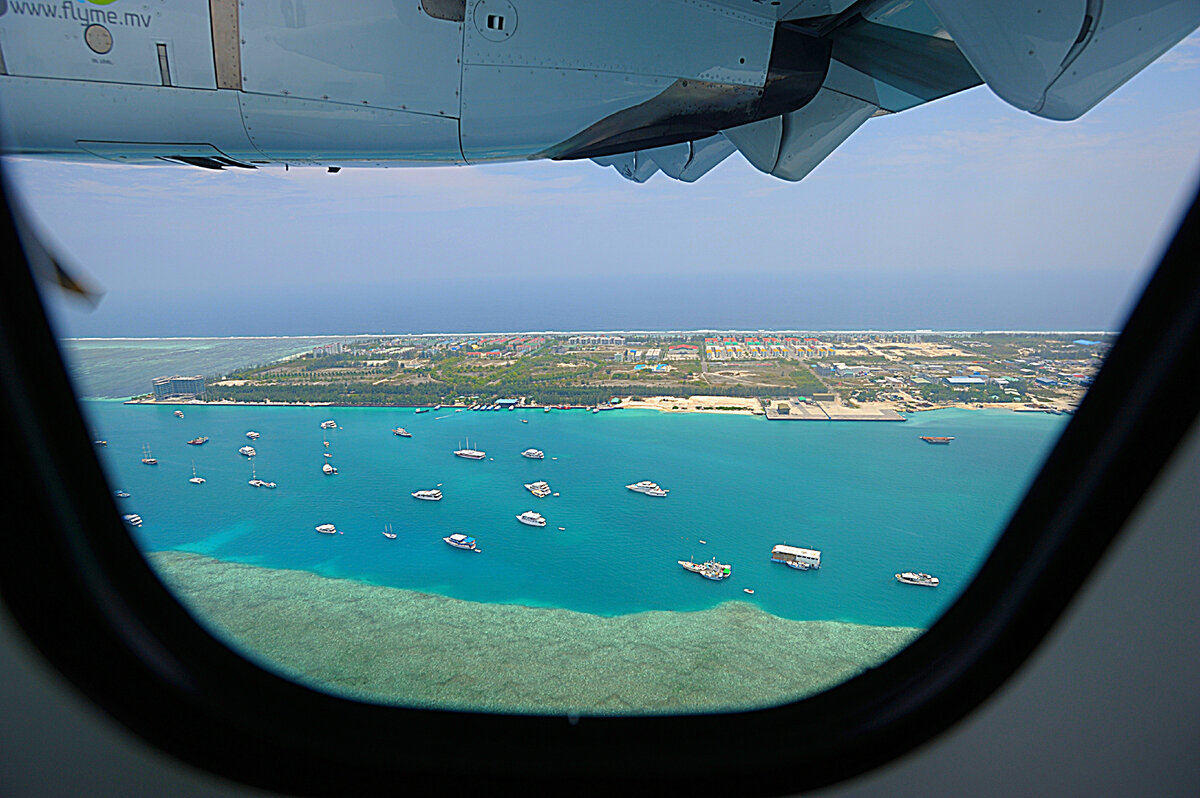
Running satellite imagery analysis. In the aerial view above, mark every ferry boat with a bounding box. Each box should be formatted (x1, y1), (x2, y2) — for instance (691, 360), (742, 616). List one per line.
(123, 513), (143, 528)
(113, 490), (130, 499)
(141, 445), (157, 465)
(770, 544), (822, 571)
(315, 523), (337, 535)
(895, 571), (940, 587)
(174, 410), (184, 418)
(516, 510), (547, 527)
(189, 463), (205, 485)
(238, 445), (256, 457)
(322, 462), (337, 475)
(392, 427), (412, 437)
(678, 557), (731, 581)
(245, 431), (260, 440)
(454, 438), (486, 459)
(521, 448), (545, 459)
(382, 523), (397, 540)
(626, 480), (668, 497)
(186, 436), (209, 446)
(919, 436), (955, 445)
(320, 420), (337, 429)
(524, 481), (551, 498)
(411, 489), (443, 501)
(444, 533), (477, 550)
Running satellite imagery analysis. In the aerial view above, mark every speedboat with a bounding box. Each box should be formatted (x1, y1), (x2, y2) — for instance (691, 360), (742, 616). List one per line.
(411, 489), (443, 501)
(123, 513), (143, 527)
(443, 533), (477, 550)
(239, 445), (256, 457)
(322, 462), (337, 475)
(392, 428), (412, 437)
(516, 510), (547, 527)
(895, 571), (940, 587)
(245, 431), (260, 440)
(521, 448), (545, 459)
(626, 480), (668, 496)
(315, 523), (337, 535)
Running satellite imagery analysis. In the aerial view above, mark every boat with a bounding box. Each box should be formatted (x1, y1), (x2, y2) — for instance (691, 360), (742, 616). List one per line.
(415, 407), (430, 414)
(896, 571), (940, 587)
(454, 438), (486, 459)
(323, 452), (333, 458)
(189, 462), (205, 485)
(113, 490), (130, 498)
(392, 427), (412, 437)
(248, 462), (275, 488)
(433, 405), (442, 410)
(626, 480), (668, 497)
(94, 439), (107, 446)
(320, 420), (336, 429)
(770, 544), (822, 570)
(520, 419), (528, 424)
(543, 407), (551, 413)
(140, 445), (157, 465)
(186, 436), (209, 446)
(315, 523), (337, 535)
(744, 588), (755, 594)
(516, 510), (547, 527)
(919, 436), (955, 444)
(123, 513), (143, 527)
(238, 445), (256, 457)
(592, 407), (599, 414)
(382, 523), (397, 540)
(443, 533), (477, 550)
(411, 489), (443, 501)
(245, 431), (260, 440)
(174, 410), (184, 418)
(322, 462), (337, 475)
(521, 448), (545, 459)
(524, 481), (551, 498)
(678, 557), (731, 580)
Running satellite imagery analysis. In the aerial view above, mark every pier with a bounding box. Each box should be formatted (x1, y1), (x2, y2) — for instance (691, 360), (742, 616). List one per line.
(765, 398), (905, 422)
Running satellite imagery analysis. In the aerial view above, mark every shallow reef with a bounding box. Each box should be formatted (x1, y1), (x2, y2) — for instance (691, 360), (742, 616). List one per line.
(149, 550), (923, 715)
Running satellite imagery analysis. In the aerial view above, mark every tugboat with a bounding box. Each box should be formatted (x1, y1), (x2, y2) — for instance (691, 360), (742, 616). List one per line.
(895, 571), (940, 587)
(186, 436), (209, 446)
(919, 436), (955, 445)
(392, 427), (412, 437)
(678, 557), (731, 581)
(443, 533), (477, 550)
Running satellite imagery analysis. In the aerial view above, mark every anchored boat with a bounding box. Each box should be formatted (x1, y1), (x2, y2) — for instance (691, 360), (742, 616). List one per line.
(678, 558), (731, 581)
(896, 571), (939, 587)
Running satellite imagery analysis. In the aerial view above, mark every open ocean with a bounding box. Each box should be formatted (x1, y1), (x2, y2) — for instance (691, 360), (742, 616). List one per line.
(84, 401), (1066, 630)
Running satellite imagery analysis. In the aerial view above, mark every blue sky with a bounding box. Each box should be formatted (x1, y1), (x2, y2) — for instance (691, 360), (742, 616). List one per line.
(8, 32), (1200, 336)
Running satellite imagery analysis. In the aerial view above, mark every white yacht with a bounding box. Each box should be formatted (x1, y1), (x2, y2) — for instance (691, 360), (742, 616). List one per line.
(322, 462), (337, 475)
(239, 445), (256, 457)
(392, 427), (412, 437)
(627, 480), (668, 497)
(679, 557), (731, 581)
(189, 463), (205, 485)
(521, 448), (545, 459)
(320, 420), (337, 429)
(411, 489), (443, 501)
(245, 431), (260, 440)
(896, 571), (940, 587)
(524, 481), (552, 498)
(123, 513), (143, 528)
(516, 510), (547, 527)
(443, 533), (477, 550)
(174, 410), (184, 418)
(454, 438), (486, 459)
(315, 523), (337, 535)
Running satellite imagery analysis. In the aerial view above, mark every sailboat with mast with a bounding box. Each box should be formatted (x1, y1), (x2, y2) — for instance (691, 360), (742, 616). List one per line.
(382, 523), (397, 540)
(188, 461), (205, 485)
(454, 437), (486, 459)
(141, 444), (157, 465)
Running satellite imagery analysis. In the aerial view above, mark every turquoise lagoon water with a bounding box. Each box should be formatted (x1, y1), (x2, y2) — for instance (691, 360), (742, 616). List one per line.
(85, 402), (1067, 630)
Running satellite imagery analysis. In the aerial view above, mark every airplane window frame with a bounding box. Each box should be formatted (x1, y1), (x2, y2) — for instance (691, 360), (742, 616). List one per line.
(0, 160), (1197, 795)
